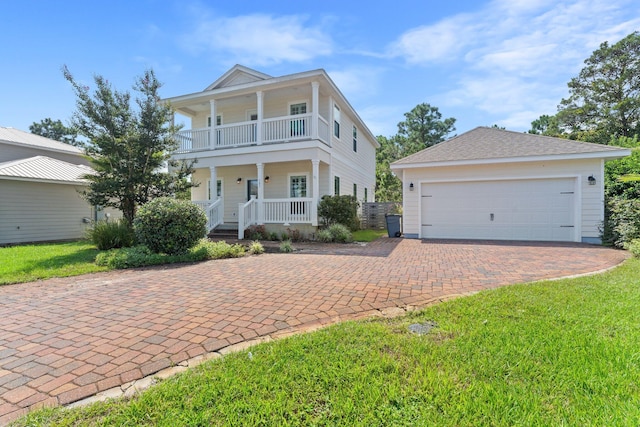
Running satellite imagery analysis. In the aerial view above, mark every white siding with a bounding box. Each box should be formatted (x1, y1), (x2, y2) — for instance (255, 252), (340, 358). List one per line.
(0, 180), (93, 244)
(401, 159), (603, 241)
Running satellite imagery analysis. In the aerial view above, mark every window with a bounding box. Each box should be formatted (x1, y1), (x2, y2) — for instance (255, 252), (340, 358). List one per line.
(334, 176), (340, 195)
(364, 188), (368, 202)
(290, 103), (307, 115)
(353, 183), (357, 198)
(207, 115), (222, 126)
(290, 175), (307, 198)
(333, 104), (341, 138)
(207, 179), (222, 200)
(352, 125), (357, 152)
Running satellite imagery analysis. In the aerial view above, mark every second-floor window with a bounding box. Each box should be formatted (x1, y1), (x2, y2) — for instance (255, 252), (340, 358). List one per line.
(333, 104), (341, 138)
(207, 115), (222, 126)
(290, 102), (307, 115)
(353, 125), (357, 152)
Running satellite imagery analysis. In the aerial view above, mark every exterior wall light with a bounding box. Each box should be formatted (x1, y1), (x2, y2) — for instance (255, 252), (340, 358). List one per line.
(588, 175), (596, 185)
(237, 177), (242, 184)
(265, 176), (270, 183)
(409, 182), (414, 191)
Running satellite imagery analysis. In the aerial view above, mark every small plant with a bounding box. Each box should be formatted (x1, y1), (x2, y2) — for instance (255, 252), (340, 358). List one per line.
(625, 239), (640, 257)
(249, 240), (265, 255)
(286, 228), (303, 242)
(87, 218), (136, 250)
(280, 231), (289, 241)
(246, 225), (267, 240)
(133, 197), (207, 255)
(316, 229), (334, 243)
(269, 231), (280, 241)
(280, 240), (294, 253)
(328, 223), (353, 243)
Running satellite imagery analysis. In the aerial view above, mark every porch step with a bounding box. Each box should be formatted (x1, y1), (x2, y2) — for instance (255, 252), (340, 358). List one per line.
(208, 224), (239, 241)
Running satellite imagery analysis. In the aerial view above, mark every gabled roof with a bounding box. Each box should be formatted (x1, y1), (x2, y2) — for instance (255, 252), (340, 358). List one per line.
(204, 65), (272, 91)
(392, 126), (631, 169)
(0, 156), (93, 184)
(0, 126), (82, 156)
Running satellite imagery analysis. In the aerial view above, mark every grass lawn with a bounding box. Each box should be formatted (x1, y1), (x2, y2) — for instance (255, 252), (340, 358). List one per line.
(15, 258), (640, 426)
(352, 228), (387, 242)
(0, 241), (107, 285)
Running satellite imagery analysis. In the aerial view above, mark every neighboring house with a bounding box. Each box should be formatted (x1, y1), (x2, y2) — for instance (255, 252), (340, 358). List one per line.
(0, 127), (103, 245)
(391, 127), (631, 243)
(166, 65), (379, 238)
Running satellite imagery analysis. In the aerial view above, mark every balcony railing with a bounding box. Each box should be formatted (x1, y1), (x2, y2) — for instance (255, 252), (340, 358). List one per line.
(174, 114), (330, 154)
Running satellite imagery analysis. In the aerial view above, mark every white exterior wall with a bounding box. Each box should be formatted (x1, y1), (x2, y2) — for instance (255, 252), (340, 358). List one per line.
(0, 180), (93, 244)
(401, 159), (604, 241)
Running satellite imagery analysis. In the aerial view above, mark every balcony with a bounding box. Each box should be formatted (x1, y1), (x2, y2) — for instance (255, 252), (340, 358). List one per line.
(174, 114), (330, 154)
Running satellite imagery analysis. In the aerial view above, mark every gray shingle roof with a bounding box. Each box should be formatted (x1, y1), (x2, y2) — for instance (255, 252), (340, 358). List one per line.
(392, 126), (630, 166)
(0, 156), (93, 184)
(0, 127), (82, 155)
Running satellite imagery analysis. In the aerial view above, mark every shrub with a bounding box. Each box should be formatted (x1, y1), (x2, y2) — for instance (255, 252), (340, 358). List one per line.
(95, 239), (245, 269)
(286, 228), (303, 242)
(133, 197), (207, 255)
(249, 240), (265, 255)
(280, 240), (294, 253)
(246, 225), (267, 240)
(328, 223), (353, 243)
(318, 195), (360, 231)
(316, 229), (334, 243)
(606, 197), (640, 248)
(87, 218), (136, 250)
(268, 231), (280, 241)
(625, 239), (640, 257)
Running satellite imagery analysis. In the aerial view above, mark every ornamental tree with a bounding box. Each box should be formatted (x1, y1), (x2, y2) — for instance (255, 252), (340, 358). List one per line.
(63, 66), (195, 224)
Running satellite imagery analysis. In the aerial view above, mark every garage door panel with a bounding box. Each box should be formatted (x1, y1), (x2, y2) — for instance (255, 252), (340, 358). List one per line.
(421, 178), (576, 242)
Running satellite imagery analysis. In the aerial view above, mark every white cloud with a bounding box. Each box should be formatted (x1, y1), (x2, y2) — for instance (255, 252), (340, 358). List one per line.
(327, 67), (382, 99)
(391, 0), (640, 130)
(184, 13), (332, 66)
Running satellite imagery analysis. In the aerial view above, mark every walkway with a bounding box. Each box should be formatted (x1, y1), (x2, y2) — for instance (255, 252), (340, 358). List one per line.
(0, 238), (629, 424)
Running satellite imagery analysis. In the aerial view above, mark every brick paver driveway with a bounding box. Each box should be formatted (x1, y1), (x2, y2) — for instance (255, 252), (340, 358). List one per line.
(0, 238), (628, 424)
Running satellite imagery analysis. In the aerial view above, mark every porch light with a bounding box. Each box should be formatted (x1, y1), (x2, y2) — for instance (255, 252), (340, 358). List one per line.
(237, 177), (242, 184)
(265, 176), (270, 183)
(409, 182), (414, 191)
(588, 175), (596, 185)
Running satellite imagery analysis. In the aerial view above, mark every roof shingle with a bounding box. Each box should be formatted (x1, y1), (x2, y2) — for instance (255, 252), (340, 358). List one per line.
(392, 126), (629, 166)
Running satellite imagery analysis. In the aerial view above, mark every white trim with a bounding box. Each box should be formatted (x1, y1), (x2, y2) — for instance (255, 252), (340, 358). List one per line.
(246, 109), (258, 121)
(288, 100), (309, 115)
(207, 177), (224, 200)
(417, 174), (582, 242)
(0, 176), (88, 185)
(287, 172), (310, 198)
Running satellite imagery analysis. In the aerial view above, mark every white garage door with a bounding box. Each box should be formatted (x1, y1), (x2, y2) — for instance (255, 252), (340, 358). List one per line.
(420, 178), (577, 242)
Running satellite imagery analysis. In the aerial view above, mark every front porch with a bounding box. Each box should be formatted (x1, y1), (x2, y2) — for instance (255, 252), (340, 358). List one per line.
(193, 197), (318, 240)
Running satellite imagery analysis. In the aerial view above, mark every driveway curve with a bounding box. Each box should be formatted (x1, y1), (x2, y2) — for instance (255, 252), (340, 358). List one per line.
(0, 238), (628, 424)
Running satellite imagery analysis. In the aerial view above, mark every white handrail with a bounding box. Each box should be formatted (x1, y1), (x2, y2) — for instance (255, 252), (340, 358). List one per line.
(238, 197), (258, 239)
(192, 199), (224, 232)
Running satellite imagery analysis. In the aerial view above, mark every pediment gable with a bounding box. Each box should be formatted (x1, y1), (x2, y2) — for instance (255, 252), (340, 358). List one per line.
(204, 65), (272, 91)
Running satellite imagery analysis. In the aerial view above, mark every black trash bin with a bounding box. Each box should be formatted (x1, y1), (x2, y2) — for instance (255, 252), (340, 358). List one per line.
(385, 214), (402, 237)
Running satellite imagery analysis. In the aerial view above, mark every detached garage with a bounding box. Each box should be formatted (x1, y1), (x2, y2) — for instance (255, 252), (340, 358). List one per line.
(391, 127), (630, 243)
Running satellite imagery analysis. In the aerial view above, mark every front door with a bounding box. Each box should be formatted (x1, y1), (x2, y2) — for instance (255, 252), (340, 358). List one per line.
(247, 179), (258, 201)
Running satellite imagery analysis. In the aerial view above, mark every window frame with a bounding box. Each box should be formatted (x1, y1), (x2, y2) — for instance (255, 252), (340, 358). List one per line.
(334, 176), (340, 196)
(333, 104), (341, 139)
(288, 172), (309, 198)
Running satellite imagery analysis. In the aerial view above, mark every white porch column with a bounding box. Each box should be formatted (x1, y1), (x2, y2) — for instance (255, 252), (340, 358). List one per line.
(209, 99), (217, 149)
(256, 90), (263, 145)
(311, 82), (319, 140)
(209, 166), (217, 200)
(312, 159), (320, 226)
(256, 162), (264, 224)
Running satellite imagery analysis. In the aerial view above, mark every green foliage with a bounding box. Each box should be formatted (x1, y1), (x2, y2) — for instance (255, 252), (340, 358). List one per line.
(285, 228), (303, 242)
(133, 198), (206, 255)
(316, 229), (334, 243)
(246, 225), (267, 240)
(63, 66), (196, 223)
(557, 32), (640, 144)
(327, 223), (354, 243)
(29, 118), (81, 147)
(352, 229), (387, 242)
(528, 114), (562, 136)
(606, 197), (640, 247)
(318, 195), (360, 230)
(87, 218), (136, 250)
(268, 231), (280, 241)
(248, 241), (265, 255)
(279, 240), (294, 253)
(625, 239), (640, 257)
(95, 239), (245, 269)
(375, 103), (455, 202)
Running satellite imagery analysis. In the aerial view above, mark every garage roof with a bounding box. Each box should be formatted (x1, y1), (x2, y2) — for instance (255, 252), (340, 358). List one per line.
(0, 156), (93, 184)
(392, 126), (631, 168)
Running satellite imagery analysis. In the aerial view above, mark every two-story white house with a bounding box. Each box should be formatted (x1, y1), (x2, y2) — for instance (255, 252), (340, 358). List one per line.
(166, 65), (379, 239)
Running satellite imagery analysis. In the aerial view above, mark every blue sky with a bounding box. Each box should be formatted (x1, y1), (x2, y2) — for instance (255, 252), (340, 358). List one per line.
(1, 0), (639, 138)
